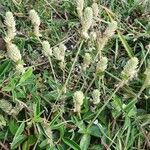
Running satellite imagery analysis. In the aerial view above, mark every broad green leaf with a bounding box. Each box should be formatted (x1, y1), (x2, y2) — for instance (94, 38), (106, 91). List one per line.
(80, 134), (91, 150)
(63, 137), (81, 150)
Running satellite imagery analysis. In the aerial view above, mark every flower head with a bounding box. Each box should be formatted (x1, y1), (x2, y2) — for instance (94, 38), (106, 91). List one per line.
(121, 57), (139, 81)
(96, 56), (108, 74)
(104, 21), (118, 38)
(76, 0), (84, 19)
(92, 89), (100, 105)
(7, 43), (22, 63)
(5, 11), (16, 42)
(29, 9), (41, 37)
(42, 40), (52, 57)
(82, 7), (93, 38)
(29, 9), (40, 26)
(73, 91), (84, 113)
(53, 44), (66, 62)
(92, 2), (99, 18)
(83, 53), (92, 70)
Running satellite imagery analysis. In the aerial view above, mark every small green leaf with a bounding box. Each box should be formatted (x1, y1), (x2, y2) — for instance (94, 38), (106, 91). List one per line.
(123, 99), (137, 117)
(19, 67), (33, 84)
(63, 137), (81, 150)
(88, 125), (101, 138)
(13, 122), (25, 139)
(9, 120), (19, 135)
(11, 134), (27, 149)
(0, 60), (11, 76)
(80, 134), (91, 150)
(118, 31), (134, 58)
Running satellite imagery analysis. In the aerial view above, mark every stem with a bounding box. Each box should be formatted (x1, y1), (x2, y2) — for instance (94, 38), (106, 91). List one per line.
(87, 81), (124, 129)
(136, 85), (145, 99)
(48, 56), (57, 83)
(85, 75), (97, 94)
(56, 40), (84, 101)
(64, 40), (84, 88)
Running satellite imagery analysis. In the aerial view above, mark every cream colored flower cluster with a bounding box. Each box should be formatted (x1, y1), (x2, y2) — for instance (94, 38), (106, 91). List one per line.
(76, 0), (100, 39)
(73, 89), (101, 114)
(121, 57), (139, 83)
(5, 12), (25, 73)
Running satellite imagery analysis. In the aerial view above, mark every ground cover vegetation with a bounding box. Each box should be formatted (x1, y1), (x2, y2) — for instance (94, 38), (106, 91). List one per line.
(0, 0), (150, 149)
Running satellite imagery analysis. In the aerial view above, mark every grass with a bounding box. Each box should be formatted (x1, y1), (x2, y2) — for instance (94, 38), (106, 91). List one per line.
(0, 0), (150, 149)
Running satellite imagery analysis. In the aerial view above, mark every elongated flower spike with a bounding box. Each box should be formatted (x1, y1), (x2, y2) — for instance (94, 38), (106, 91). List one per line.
(121, 57), (139, 82)
(92, 89), (100, 105)
(5, 11), (16, 42)
(96, 56), (108, 75)
(53, 44), (66, 62)
(29, 9), (41, 38)
(53, 44), (66, 69)
(92, 2), (99, 18)
(81, 7), (93, 39)
(42, 40), (52, 57)
(96, 21), (117, 54)
(7, 43), (22, 62)
(7, 43), (25, 73)
(73, 91), (84, 114)
(83, 53), (92, 71)
(104, 21), (118, 38)
(76, 0), (84, 20)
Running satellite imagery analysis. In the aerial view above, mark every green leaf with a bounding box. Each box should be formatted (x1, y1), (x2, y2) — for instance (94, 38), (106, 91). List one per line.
(80, 134), (91, 150)
(11, 134), (27, 149)
(123, 99), (137, 117)
(146, 22), (150, 35)
(22, 141), (28, 150)
(9, 120), (19, 135)
(39, 139), (49, 148)
(0, 60), (11, 76)
(33, 98), (41, 121)
(88, 125), (101, 138)
(111, 96), (123, 118)
(117, 31), (134, 58)
(14, 122), (25, 138)
(19, 67), (33, 84)
(11, 122), (26, 149)
(62, 137), (81, 150)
